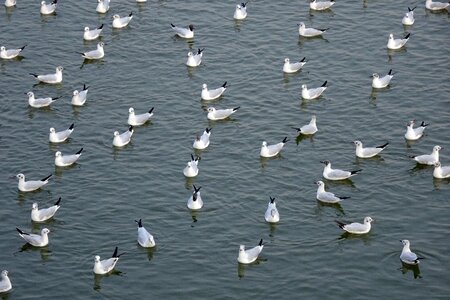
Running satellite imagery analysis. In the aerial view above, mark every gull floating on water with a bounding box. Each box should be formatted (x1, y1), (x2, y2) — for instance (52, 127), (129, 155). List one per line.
(372, 69), (394, 89)
(354, 140), (389, 158)
(298, 22), (329, 37)
(193, 128), (211, 150)
(433, 161), (450, 179)
(201, 82), (228, 100)
(170, 23), (194, 39)
(336, 217), (373, 234)
(183, 154), (200, 177)
(315, 180), (350, 203)
(113, 126), (134, 147)
(264, 197), (280, 223)
(128, 107), (154, 126)
(0, 270), (12, 293)
(27, 91), (59, 108)
(387, 33), (410, 50)
(84, 24), (104, 41)
(411, 145), (441, 165)
(425, 0), (449, 10)
(283, 57), (306, 73)
(238, 239), (264, 264)
(16, 227), (50, 247)
(113, 12), (133, 29)
(72, 85), (89, 106)
(29, 66), (63, 84)
(404, 120), (428, 141)
(135, 219), (155, 248)
(93, 247), (124, 275)
(55, 148), (83, 167)
(80, 42), (105, 60)
(40, 0), (57, 15)
(96, 0), (110, 13)
(233, 2), (248, 20)
(186, 48), (203, 67)
(207, 106), (240, 120)
(260, 137), (289, 158)
(1, 45), (26, 59)
(321, 160), (362, 180)
(402, 7), (416, 25)
(31, 197), (61, 222)
(4, 0), (16, 7)
(292, 115), (317, 135)
(16, 173), (52, 192)
(302, 81), (327, 100)
(310, 0), (335, 11)
(187, 185), (203, 210)
(49, 123), (74, 143)
(400, 240), (424, 265)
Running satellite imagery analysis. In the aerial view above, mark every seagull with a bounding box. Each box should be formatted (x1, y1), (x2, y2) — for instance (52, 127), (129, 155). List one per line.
(353, 140), (389, 158)
(400, 240), (424, 265)
(96, 0), (110, 13)
(298, 22), (329, 37)
(336, 217), (373, 234)
(135, 219), (155, 248)
(83, 24), (104, 41)
(40, 0), (57, 15)
(29, 66), (63, 84)
(16, 173), (52, 192)
(321, 160), (362, 180)
(112, 12), (133, 29)
(310, 0), (335, 11)
(128, 107), (154, 126)
(238, 239), (264, 264)
(372, 69), (394, 89)
(93, 247), (124, 275)
(16, 227), (50, 247)
(31, 197), (61, 222)
(402, 7), (416, 25)
(233, 2), (248, 20)
(315, 180), (350, 203)
(260, 137), (289, 158)
(72, 84), (89, 106)
(1, 45), (26, 59)
(183, 155), (200, 177)
(207, 106), (240, 120)
(55, 148), (83, 167)
(201, 82), (228, 101)
(433, 161), (450, 179)
(136, 0), (147, 2)
(113, 126), (134, 147)
(292, 115), (317, 135)
(186, 48), (203, 67)
(404, 120), (428, 141)
(4, 0), (16, 7)
(283, 57), (306, 73)
(425, 0), (449, 10)
(0, 270), (12, 293)
(302, 81), (327, 100)
(387, 33), (410, 50)
(264, 197), (280, 223)
(187, 185), (203, 210)
(411, 145), (441, 165)
(193, 128), (211, 150)
(80, 42), (105, 60)
(49, 123), (74, 143)
(170, 23), (194, 39)
(27, 91), (59, 108)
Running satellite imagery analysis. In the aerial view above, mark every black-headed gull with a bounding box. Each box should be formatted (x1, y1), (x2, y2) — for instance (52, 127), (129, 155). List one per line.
(186, 48), (203, 67)
(187, 185), (203, 210)
(135, 219), (155, 248)
(72, 85), (89, 106)
(238, 239), (264, 264)
(283, 57), (306, 73)
(16, 227), (50, 247)
(55, 148), (83, 167)
(260, 137), (289, 158)
(4, 0), (16, 7)
(201, 82), (228, 101)
(49, 123), (74, 143)
(40, 0), (57, 15)
(93, 247), (124, 274)
(292, 115), (317, 135)
(264, 197), (280, 223)
(310, 0), (335, 11)
(402, 7), (416, 25)
(193, 128), (211, 150)
(0, 45), (26, 59)
(31, 197), (61, 222)
(372, 69), (394, 89)
(170, 23), (194, 39)
(315, 181), (350, 203)
(80, 42), (105, 60)
(27, 91), (60, 108)
(433, 162), (450, 179)
(298, 22), (329, 37)
(83, 24), (104, 41)
(336, 217), (373, 234)
(112, 12), (133, 29)
(353, 141), (389, 158)
(29, 66), (63, 84)
(128, 107), (154, 126)
(387, 33), (410, 50)
(233, 2), (248, 20)
(113, 126), (134, 147)
(321, 160), (362, 180)
(404, 120), (428, 141)
(400, 240), (424, 265)
(96, 0), (110, 14)
(16, 173), (51, 192)
(410, 145), (441, 165)
(302, 81), (327, 100)
(0, 270), (12, 293)
(183, 155), (200, 177)
(207, 106), (240, 120)
(425, 0), (449, 10)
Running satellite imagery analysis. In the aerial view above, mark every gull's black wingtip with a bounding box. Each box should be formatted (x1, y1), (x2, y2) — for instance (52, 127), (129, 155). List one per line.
(321, 80), (328, 87)
(148, 107), (155, 114)
(76, 148), (84, 155)
(69, 123), (75, 130)
(41, 174), (52, 181)
(54, 197), (62, 206)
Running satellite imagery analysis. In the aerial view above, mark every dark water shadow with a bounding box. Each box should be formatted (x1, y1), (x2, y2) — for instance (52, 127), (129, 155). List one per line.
(80, 58), (105, 70)
(237, 258), (266, 279)
(399, 262), (422, 279)
(387, 47), (407, 62)
(136, 243), (157, 262)
(337, 231), (372, 245)
(16, 243), (52, 261)
(316, 200), (345, 216)
(433, 177), (450, 190)
(295, 133), (315, 145)
(93, 269), (124, 291)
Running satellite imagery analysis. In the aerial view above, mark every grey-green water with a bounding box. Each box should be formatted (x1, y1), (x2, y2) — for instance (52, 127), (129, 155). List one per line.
(1, 0), (449, 299)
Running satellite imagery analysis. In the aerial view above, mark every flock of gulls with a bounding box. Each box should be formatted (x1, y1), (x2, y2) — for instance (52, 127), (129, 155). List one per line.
(1, 0), (449, 295)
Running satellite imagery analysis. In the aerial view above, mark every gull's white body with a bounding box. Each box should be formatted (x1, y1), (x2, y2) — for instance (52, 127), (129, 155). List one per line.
(31, 198), (61, 222)
(260, 138), (288, 158)
(40, 0), (57, 15)
(81, 42), (104, 60)
(400, 240), (421, 265)
(405, 120), (427, 140)
(310, 0), (335, 11)
(296, 115), (317, 135)
(31, 66), (63, 84)
(302, 82), (327, 100)
(183, 156), (199, 177)
(1, 45), (25, 59)
(72, 86), (88, 106)
(136, 220), (155, 248)
(283, 57), (306, 73)
(55, 149), (83, 167)
(354, 141), (388, 158)
(207, 106), (239, 120)
(113, 126), (134, 147)
(49, 124), (74, 143)
(233, 3), (247, 20)
(426, 0), (449, 10)
(264, 198), (280, 223)
(4, 0), (16, 7)
(316, 181), (348, 203)
(413, 145), (441, 165)
(433, 162), (450, 179)
(186, 50), (202, 67)
(84, 24), (103, 41)
(27, 91), (57, 108)
(322, 161), (360, 180)
(112, 13), (133, 29)
(170, 24), (194, 38)
(93, 249), (121, 275)
(0, 270), (12, 293)
(387, 33), (410, 50)
(402, 9), (415, 25)
(17, 228), (50, 247)
(193, 128), (211, 150)
(187, 186), (203, 210)
(16, 173), (51, 192)
(201, 82), (227, 100)
(238, 240), (264, 264)
(96, 0), (110, 13)
(337, 217), (373, 234)
(298, 22), (328, 37)
(128, 107), (154, 126)
(372, 70), (393, 88)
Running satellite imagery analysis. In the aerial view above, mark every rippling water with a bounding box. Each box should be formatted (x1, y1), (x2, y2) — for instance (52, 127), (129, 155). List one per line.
(1, 0), (449, 299)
